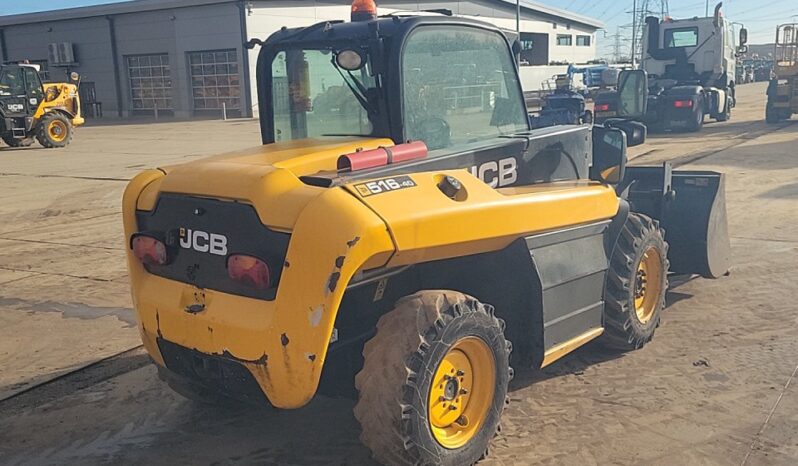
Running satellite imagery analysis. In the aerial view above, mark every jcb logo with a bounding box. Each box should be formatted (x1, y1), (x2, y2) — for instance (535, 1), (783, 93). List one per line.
(179, 228), (228, 256)
(7, 103), (23, 112)
(469, 157), (517, 188)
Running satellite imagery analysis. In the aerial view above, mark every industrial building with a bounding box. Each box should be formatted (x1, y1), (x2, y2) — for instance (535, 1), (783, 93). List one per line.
(0, 0), (602, 119)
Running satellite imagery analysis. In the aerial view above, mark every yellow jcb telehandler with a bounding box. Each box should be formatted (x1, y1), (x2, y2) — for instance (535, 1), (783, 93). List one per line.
(0, 63), (84, 148)
(123, 2), (731, 464)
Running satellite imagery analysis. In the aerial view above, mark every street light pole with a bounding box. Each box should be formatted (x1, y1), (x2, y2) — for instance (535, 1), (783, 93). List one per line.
(516, 0), (520, 37)
(632, 0), (637, 68)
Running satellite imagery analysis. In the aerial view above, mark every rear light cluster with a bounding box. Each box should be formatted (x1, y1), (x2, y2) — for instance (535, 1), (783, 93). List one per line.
(131, 234), (168, 266)
(226, 254), (271, 290)
(594, 103), (611, 111)
(131, 233), (273, 290)
(673, 99), (693, 108)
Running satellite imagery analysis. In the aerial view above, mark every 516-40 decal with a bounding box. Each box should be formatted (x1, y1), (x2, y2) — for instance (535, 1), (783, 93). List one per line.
(354, 176), (417, 197)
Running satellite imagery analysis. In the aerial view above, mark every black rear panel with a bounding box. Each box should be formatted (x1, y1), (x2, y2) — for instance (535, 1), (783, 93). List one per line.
(157, 338), (270, 405)
(135, 194), (290, 300)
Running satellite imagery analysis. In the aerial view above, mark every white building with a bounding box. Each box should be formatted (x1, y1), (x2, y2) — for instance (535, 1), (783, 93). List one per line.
(0, 0), (602, 119)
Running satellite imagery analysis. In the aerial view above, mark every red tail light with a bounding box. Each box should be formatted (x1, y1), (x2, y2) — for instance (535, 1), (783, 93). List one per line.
(131, 234), (168, 266)
(227, 254), (271, 290)
(594, 103), (610, 111)
(673, 99), (693, 108)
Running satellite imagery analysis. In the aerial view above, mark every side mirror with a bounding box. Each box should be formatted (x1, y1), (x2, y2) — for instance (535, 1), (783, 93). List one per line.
(591, 126), (627, 184)
(512, 39), (522, 58)
(606, 119), (647, 147)
(739, 27), (748, 46)
(617, 69), (648, 120)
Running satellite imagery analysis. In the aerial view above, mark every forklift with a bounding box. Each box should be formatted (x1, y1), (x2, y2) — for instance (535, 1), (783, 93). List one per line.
(766, 24), (798, 123)
(0, 62), (84, 148)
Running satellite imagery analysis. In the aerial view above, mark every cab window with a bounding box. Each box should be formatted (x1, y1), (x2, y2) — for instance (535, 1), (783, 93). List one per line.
(271, 49), (374, 141)
(0, 67), (25, 96)
(402, 26), (528, 151)
(665, 27), (699, 48)
(23, 67), (44, 103)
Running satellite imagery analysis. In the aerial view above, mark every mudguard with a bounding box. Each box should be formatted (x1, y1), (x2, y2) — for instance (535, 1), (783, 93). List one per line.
(622, 163), (730, 278)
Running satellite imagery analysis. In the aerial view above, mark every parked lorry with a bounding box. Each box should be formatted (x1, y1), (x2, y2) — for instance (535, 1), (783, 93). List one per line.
(594, 3), (747, 132)
(123, 2), (731, 464)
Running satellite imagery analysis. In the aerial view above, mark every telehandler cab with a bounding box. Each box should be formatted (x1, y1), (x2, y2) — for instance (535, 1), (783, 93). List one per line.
(0, 63), (83, 148)
(124, 2), (730, 464)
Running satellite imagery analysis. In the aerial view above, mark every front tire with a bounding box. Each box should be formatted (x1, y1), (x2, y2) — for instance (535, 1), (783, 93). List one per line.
(36, 112), (73, 148)
(354, 291), (511, 466)
(602, 213), (669, 351)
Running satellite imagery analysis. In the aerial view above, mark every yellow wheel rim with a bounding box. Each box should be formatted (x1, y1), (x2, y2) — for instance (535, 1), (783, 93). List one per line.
(428, 336), (495, 449)
(48, 120), (68, 142)
(634, 246), (663, 324)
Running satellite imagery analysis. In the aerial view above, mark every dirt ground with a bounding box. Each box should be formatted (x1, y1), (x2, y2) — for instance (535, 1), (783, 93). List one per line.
(0, 82), (796, 465)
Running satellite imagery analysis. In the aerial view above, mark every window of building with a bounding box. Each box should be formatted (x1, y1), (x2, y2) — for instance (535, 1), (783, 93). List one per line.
(401, 26), (528, 151)
(664, 27), (699, 48)
(188, 49), (242, 115)
(127, 53), (172, 112)
(556, 34), (573, 46)
(576, 35), (591, 46)
(552, 22), (557, 29)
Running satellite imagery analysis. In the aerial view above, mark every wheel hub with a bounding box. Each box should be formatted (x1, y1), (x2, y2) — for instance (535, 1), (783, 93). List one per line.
(634, 246), (663, 324)
(428, 337), (495, 449)
(443, 376), (459, 401)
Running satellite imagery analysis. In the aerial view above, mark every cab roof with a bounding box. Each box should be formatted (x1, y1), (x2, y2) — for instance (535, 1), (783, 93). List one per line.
(263, 14), (507, 48)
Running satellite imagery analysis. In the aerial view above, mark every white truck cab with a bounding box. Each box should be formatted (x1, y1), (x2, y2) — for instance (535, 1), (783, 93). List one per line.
(639, 2), (747, 132)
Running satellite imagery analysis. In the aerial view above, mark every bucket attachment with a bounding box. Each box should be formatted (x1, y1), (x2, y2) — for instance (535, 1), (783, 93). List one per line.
(622, 163), (730, 278)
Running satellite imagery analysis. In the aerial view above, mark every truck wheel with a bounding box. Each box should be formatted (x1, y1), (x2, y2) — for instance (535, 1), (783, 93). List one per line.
(687, 106), (704, 132)
(715, 99), (731, 122)
(1, 135), (34, 147)
(765, 101), (781, 124)
(354, 291), (512, 466)
(601, 213), (669, 351)
(36, 113), (73, 148)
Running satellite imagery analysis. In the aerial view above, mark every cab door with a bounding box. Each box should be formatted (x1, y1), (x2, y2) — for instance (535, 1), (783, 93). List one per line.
(22, 67), (45, 116)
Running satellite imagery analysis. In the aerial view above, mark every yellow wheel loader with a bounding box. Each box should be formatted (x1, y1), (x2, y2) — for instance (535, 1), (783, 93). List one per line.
(123, 2), (731, 464)
(766, 24), (798, 123)
(0, 63), (84, 148)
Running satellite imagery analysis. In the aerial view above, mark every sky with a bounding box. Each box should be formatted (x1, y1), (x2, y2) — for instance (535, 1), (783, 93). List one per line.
(0, 0), (793, 59)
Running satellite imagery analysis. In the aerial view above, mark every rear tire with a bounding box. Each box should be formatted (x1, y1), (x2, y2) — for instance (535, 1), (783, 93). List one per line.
(35, 112), (73, 148)
(765, 101), (781, 124)
(2, 135), (34, 147)
(601, 213), (669, 351)
(354, 291), (511, 466)
(687, 105), (704, 132)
